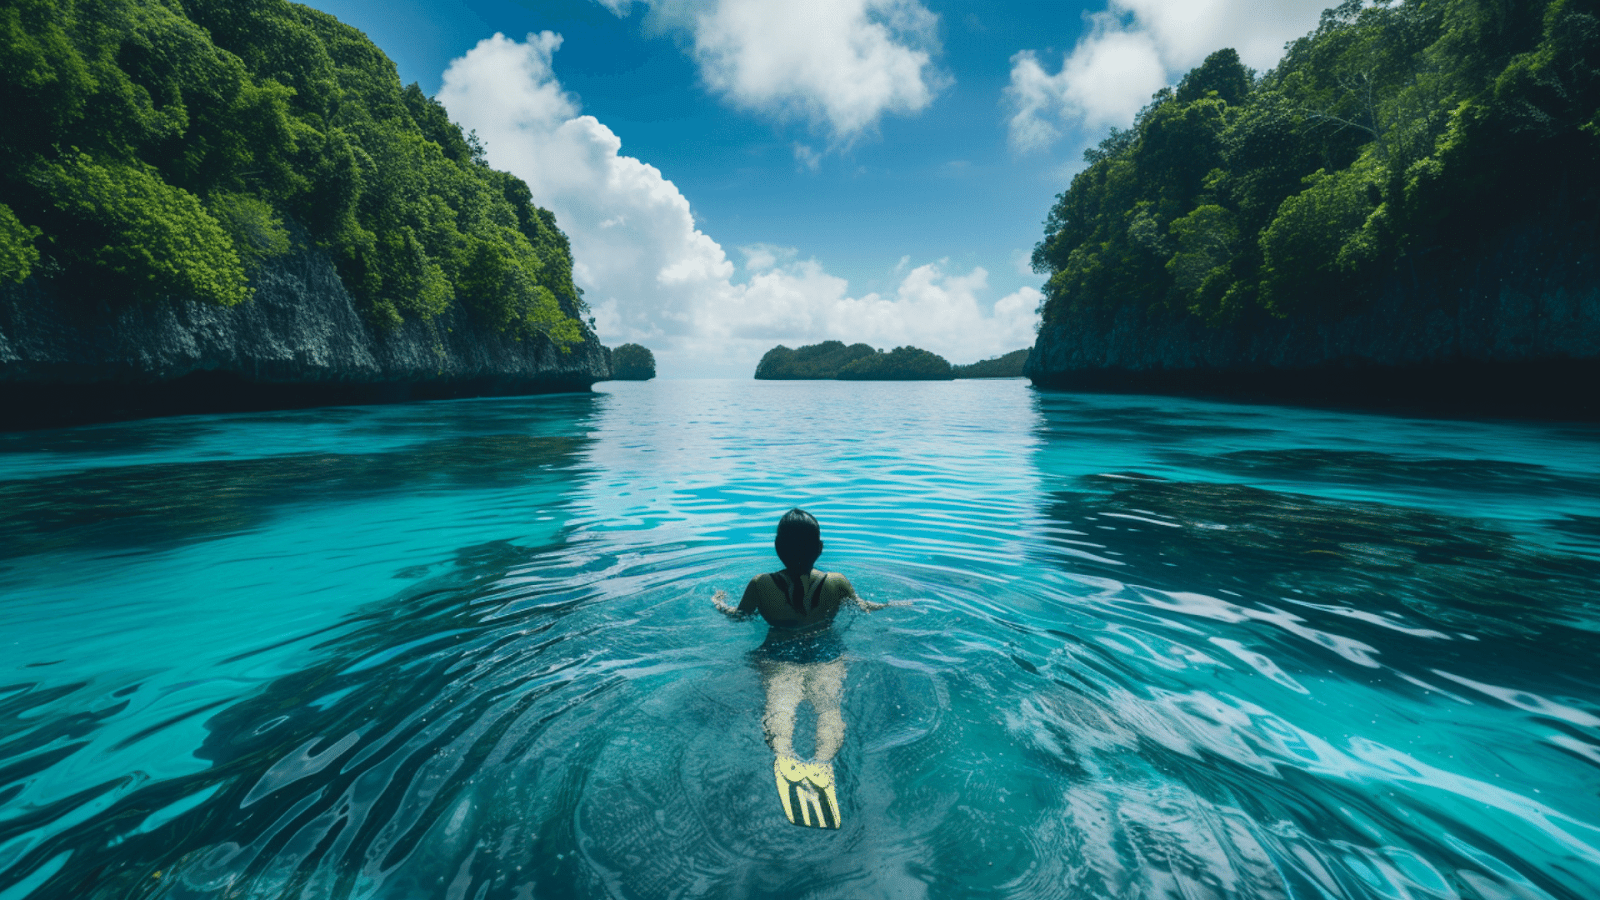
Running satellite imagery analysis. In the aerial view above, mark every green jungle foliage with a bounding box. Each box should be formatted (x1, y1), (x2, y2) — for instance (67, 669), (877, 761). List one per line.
(1033, 0), (1600, 326)
(755, 341), (954, 380)
(952, 348), (1029, 378)
(837, 346), (953, 381)
(610, 343), (655, 380)
(0, 0), (585, 345)
(754, 341), (877, 379)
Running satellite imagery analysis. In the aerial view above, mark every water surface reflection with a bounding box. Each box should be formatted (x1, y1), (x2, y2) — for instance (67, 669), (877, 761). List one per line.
(0, 383), (1596, 899)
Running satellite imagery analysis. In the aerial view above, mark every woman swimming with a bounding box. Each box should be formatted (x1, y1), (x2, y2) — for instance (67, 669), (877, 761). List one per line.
(713, 508), (891, 827)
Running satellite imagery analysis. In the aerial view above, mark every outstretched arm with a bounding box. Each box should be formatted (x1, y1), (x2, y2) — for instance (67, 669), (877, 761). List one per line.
(850, 593), (893, 612)
(837, 574), (903, 612)
(712, 589), (746, 619)
(713, 578), (760, 620)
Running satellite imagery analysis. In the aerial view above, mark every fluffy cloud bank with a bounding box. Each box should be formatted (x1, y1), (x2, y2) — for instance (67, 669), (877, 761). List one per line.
(439, 33), (1034, 378)
(1006, 0), (1329, 152)
(601, 0), (946, 144)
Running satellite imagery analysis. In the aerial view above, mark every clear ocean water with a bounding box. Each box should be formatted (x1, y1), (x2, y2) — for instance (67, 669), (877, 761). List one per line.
(1, 379), (1598, 899)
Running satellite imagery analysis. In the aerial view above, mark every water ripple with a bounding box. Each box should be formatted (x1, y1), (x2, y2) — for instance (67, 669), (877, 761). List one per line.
(0, 383), (1597, 898)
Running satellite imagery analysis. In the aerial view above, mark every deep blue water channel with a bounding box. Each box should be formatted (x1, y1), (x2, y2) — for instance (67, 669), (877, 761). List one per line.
(2, 380), (1599, 899)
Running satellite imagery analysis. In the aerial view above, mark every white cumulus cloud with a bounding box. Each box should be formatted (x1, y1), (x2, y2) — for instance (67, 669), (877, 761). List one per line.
(1117, 0), (1331, 72)
(607, 0), (946, 143)
(1006, 0), (1328, 152)
(439, 32), (1035, 378)
(740, 243), (797, 272)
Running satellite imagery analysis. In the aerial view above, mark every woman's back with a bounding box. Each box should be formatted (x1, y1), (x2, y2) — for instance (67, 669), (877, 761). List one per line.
(742, 569), (856, 634)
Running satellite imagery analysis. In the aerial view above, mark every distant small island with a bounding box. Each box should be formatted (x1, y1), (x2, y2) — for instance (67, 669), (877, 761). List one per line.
(754, 341), (1030, 380)
(951, 348), (1029, 378)
(608, 344), (656, 380)
(756, 342), (948, 380)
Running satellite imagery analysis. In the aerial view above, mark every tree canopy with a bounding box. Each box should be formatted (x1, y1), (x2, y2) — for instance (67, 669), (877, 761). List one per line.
(838, 346), (953, 380)
(755, 341), (955, 380)
(1033, 0), (1600, 327)
(951, 348), (1029, 378)
(610, 343), (655, 380)
(755, 341), (878, 379)
(0, 0), (585, 345)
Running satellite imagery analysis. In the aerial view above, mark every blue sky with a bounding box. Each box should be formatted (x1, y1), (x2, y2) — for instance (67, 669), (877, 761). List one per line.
(304, 0), (1329, 377)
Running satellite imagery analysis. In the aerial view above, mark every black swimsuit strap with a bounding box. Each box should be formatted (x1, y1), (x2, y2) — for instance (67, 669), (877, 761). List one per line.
(772, 570), (828, 615)
(770, 571), (796, 614)
(807, 572), (829, 610)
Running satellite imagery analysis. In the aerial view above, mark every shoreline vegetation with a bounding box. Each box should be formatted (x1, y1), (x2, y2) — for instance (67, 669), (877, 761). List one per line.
(607, 343), (656, 381)
(1032, 0), (1597, 330)
(1024, 0), (1599, 418)
(754, 342), (1028, 380)
(2, 0), (1591, 423)
(0, 0), (591, 342)
(0, 0), (611, 428)
(952, 348), (1029, 379)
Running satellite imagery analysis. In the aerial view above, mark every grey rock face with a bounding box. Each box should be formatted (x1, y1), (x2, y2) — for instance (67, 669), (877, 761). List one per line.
(1024, 203), (1600, 418)
(0, 247), (611, 427)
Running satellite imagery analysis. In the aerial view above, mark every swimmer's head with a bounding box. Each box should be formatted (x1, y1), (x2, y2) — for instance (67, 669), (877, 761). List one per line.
(775, 508), (823, 572)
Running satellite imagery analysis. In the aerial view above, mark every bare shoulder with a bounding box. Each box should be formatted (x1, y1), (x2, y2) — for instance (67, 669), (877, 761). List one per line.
(745, 572), (782, 600)
(821, 571), (856, 597)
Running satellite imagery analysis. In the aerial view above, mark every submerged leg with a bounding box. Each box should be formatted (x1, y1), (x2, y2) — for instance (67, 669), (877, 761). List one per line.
(807, 659), (848, 763)
(761, 662), (804, 758)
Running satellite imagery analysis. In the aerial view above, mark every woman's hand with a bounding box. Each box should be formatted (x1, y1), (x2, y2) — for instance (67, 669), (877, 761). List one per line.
(852, 594), (907, 612)
(712, 589), (746, 618)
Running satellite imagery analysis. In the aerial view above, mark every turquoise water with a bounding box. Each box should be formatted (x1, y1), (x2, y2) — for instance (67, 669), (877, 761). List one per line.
(1, 380), (1598, 899)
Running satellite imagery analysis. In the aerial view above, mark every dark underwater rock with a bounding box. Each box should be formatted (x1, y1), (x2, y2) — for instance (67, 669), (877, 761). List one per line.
(0, 247), (611, 428)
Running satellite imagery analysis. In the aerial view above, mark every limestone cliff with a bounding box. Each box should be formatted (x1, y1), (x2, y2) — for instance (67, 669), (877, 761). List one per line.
(1025, 201), (1599, 419)
(0, 247), (611, 428)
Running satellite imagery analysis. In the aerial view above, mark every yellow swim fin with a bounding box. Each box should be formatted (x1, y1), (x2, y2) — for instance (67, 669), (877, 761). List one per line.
(774, 754), (841, 829)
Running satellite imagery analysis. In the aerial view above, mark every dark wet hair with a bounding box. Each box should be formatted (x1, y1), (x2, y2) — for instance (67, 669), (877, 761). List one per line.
(774, 508), (823, 572)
